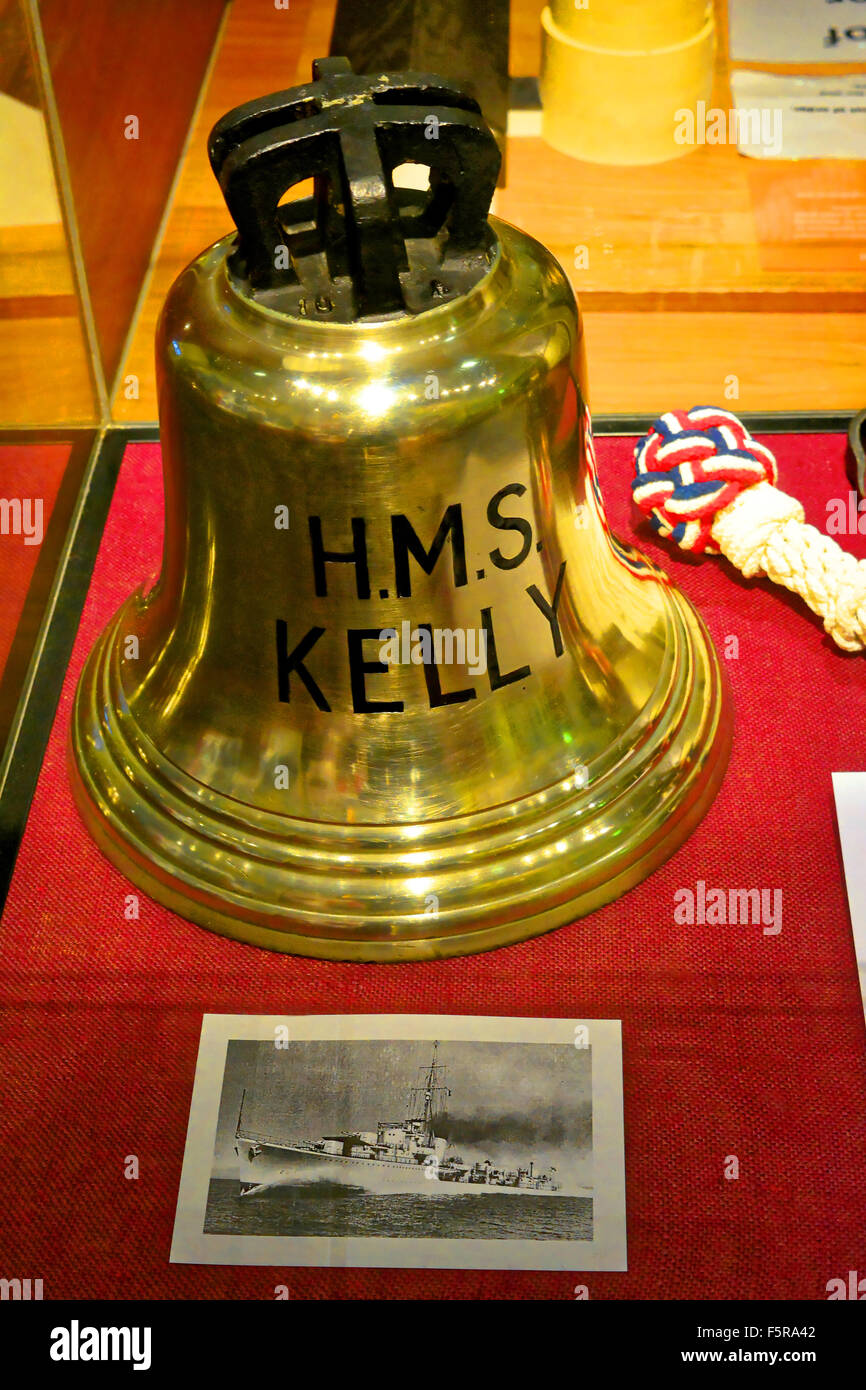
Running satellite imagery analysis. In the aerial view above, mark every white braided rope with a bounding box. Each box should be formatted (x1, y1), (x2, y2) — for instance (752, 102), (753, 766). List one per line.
(712, 481), (866, 652)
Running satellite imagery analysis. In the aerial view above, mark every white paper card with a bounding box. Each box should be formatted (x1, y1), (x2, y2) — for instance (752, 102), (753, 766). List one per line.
(730, 70), (866, 159)
(730, 0), (866, 64)
(171, 1013), (627, 1271)
(832, 772), (866, 1015)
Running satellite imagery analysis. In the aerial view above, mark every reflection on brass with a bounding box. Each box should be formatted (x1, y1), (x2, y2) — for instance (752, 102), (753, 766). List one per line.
(69, 64), (731, 960)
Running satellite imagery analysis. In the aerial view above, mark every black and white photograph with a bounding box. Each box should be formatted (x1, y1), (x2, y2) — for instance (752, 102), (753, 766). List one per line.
(171, 1014), (627, 1270)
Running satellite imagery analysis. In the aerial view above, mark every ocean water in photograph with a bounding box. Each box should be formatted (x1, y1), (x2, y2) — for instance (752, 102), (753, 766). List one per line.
(204, 1178), (593, 1241)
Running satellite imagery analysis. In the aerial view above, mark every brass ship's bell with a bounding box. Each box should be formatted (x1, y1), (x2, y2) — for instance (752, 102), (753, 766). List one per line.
(69, 59), (732, 960)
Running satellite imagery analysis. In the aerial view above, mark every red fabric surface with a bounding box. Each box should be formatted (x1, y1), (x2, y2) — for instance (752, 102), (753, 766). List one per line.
(1, 433), (865, 1301)
(0, 444), (70, 685)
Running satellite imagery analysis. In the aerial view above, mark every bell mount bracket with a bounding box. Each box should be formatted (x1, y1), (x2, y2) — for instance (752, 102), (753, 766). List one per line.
(208, 56), (502, 322)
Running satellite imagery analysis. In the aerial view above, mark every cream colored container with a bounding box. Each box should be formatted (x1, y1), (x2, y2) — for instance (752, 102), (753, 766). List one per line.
(541, 1), (716, 165)
(548, 0), (710, 49)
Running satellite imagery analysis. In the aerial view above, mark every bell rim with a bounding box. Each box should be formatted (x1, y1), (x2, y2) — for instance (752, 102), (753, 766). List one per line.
(67, 745), (731, 962)
(68, 590), (733, 962)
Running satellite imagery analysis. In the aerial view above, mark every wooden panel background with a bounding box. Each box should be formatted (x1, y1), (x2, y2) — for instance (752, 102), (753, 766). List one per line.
(39, 0), (226, 388)
(113, 0), (866, 419)
(0, 0), (225, 425)
(0, 0), (95, 424)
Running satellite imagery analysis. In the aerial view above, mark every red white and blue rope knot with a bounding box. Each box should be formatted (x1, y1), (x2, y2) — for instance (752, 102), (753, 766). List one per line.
(631, 406), (778, 554)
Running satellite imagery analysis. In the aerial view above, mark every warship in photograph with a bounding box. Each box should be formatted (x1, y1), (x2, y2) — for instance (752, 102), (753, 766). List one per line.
(235, 1043), (590, 1198)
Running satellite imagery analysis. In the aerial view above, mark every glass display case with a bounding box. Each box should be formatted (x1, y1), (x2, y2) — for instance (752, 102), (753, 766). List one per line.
(0, 0), (864, 1332)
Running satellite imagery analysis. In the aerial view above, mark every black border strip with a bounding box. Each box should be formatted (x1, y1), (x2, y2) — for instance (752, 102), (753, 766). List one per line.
(0, 430), (96, 755)
(0, 409), (858, 913)
(0, 428), (129, 909)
